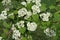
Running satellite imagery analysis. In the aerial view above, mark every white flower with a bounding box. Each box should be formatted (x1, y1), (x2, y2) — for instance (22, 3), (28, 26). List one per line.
(40, 12), (51, 21)
(32, 0), (41, 3)
(32, 0), (41, 6)
(24, 11), (32, 19)
(36, 3), (41, 7)
(0, 10), (7, 20)
(18, 8), (27, 17)
(26, 0), (32, 3)
(44, 28), (56, 37)
(21, 1), (27, 6)
(0, 37), (2, 40)
(27, 22), (37, 31)
(16, 21), (25, 28)
(2, 0), (11, 5)
(32, 5), (40, 14)
(12, 29), (21, 40)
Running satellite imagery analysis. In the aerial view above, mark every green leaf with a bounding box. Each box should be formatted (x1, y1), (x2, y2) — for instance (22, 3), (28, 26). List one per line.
(40, 4), (47, 11)
(26, 3), (33, 10)
(19, 27), (26, 34)
(49, 5), (55, 9)
(53, 11), (60, 22)
(32, 14), (40, 23)
(8, 15), (14, 19)
(21, 36), (27, 40)
(3, 22), (11, 29)
(41, 21), (50, 29)
(13, 10), (18, 14)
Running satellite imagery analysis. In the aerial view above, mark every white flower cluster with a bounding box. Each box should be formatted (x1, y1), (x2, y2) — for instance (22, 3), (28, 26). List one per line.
(2, 0), (11, 5)
(27, 22), (37, 31)
(32, 5), (40, 14)
(16, 21), (25, 28)
(12, 24), (21, 40)
(12, 29), (21, 40)
(24, 11), (32, 19)
(40, 12), (51, 21)
(0, 37), (2, 40)
(18, 8), (32, 19)
(21, 2), (27, 6)
(32, 0), (41, 14)
(18, 8), (27, 17)
(21, 0), (41, 14)
(32, 0), (41, 6)
(0, 10), (7, 20)
(44, 28), (56, 37)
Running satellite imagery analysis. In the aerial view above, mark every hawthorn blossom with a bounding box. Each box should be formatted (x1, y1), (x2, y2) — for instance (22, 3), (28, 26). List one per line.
(21, 1), (27, 6)
(32, 0), (41, 6)
(24, 11), (32, 19)
(32, 5), (40, 14)
(40, 12), (51, 21)
(12, 29), (21, 40)
(0, 10), (7, 20)
(27, 22), (37, 31)
(18, 8), (27, 17)
(2, 0), (11, 5)
(44, 28), (56, 37)
(16, 21), (25, 28)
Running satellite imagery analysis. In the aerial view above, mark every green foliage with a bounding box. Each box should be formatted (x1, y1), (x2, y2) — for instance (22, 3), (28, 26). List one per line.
(40, 4), (47, 11)
(0, 0), (60, 40)
(19, 27), (26, 34)
(32, 14), (40, 23)
(53, 11), (60, 22)
(3, 21), (11, 29)
(21, 36), (27, 40)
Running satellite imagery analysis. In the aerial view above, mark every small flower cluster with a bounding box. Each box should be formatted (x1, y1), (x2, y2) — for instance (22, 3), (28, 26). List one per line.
(2, 0), (11, 5)
(40, 12), (51, 21)
(32, 0), (41, 14)
(32, 5), (40, 14)
(44, 28), (56, 37)
(11, 21), (37, 40)
(0, 10), (7, 20)
(27, 22), (37, 31)
(12, 24), (21, 40)
(16, 21), (25, 28)
(15, 21), (37, 31)
(18, 8), (32, 19)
